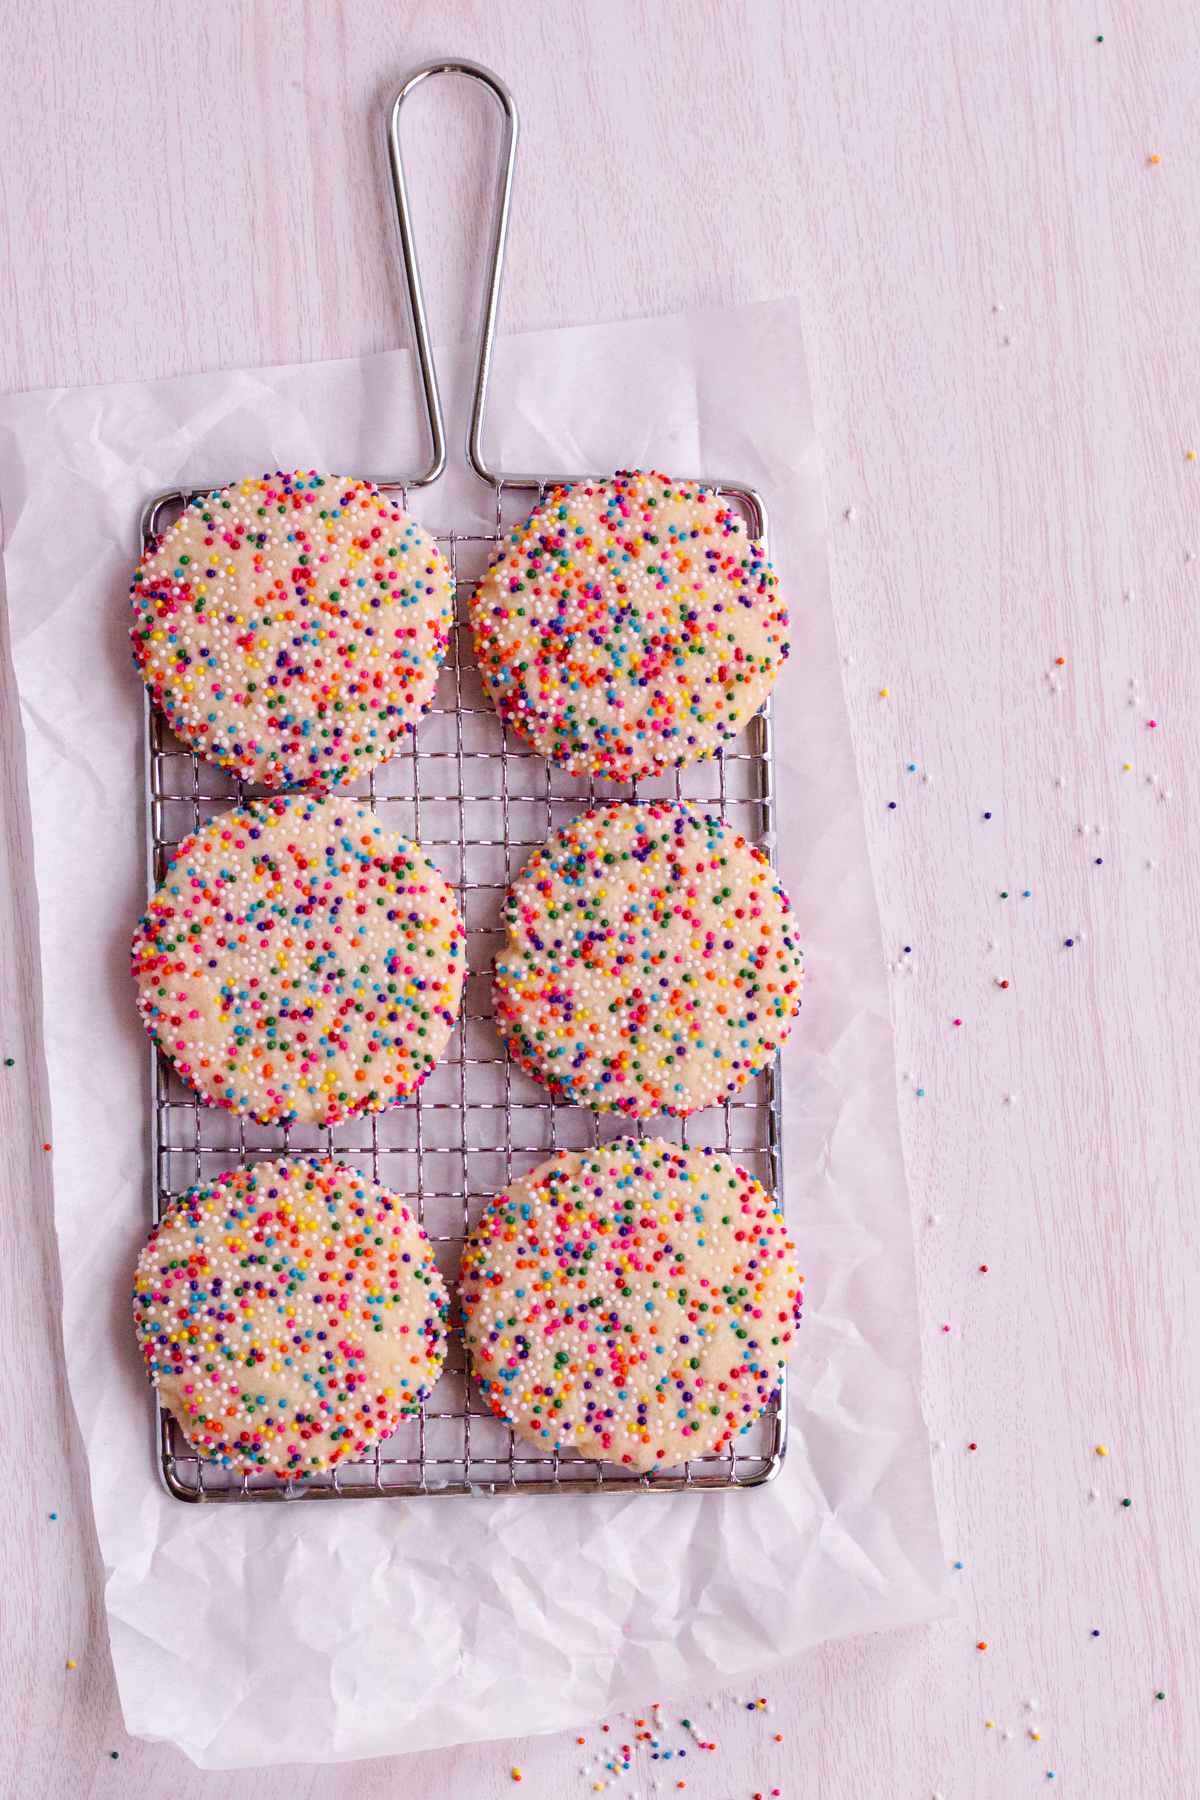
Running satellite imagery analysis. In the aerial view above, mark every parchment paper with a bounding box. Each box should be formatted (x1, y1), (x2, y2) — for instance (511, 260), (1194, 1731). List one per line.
(0, 298), (952, 1769)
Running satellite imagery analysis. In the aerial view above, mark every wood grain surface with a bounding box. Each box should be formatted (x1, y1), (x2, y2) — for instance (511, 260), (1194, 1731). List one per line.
(2, 1), (1197, 1794)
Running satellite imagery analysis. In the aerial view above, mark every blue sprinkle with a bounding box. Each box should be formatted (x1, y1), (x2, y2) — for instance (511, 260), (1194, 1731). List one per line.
(1065, 938), (1075, 947)
(954, 1560), (963, 1570)
(916, 1088), (925, 1097)
(889, 801), (897, 809)
(908, 763), (916, 771)
(49, 1513), (58, 1521)
(984, 811), (992, 819)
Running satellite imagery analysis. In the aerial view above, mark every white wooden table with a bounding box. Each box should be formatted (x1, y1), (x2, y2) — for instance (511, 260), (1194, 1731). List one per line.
(1, 3), (1196, 1794)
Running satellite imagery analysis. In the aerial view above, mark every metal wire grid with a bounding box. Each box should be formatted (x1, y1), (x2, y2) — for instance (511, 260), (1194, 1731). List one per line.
(146, 497), (787, 1502)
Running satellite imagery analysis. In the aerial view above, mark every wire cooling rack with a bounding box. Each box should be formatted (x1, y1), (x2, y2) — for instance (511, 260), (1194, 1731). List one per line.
(141, 60), (788, 1502)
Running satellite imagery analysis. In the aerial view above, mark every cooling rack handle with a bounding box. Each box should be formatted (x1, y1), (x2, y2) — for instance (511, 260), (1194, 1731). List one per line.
(387, 58), (518, 490)
(386, 60), (769, 536)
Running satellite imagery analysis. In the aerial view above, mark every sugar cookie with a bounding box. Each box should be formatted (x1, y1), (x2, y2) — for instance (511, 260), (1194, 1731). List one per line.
(469, 470), (788, 780)
(134, 1159), (448, 1477)
(492, 801), (802, 1116)
(460, 1138), (801, 1472)
(132, 795), (465, 1124)
(131, 472), (453, 787)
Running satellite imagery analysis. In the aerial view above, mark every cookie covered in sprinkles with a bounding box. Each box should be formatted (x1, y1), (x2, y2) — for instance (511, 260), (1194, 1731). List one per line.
(130, 472), (452, 788)
(469, 470), (788, 780)
(461, 1138), (801, 1472)
(492, 801), (803, 1117)
(133, 1158), (448, 1477)
(131, 795), (465, 1125)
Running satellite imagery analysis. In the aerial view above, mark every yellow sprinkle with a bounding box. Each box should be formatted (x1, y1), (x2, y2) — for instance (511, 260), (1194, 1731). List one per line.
(1189, 451), (1197, 460)
(1097, 1445), (1108, 1456)
(985, 1719), (994, 1728)
(1150, 154), (1160, 163)
(66, 1660), (76, 1670)
(1123, 764), (1131, 771)
(1031, 1730), (1042, 1740)
(880, 688), (890, 698)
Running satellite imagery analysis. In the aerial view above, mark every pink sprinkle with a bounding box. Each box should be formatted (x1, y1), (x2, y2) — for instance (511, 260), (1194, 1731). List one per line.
(953, 1018), (962, 1026)
(942, 1324), (951, 1333)
(1148, 719), (1157, 727)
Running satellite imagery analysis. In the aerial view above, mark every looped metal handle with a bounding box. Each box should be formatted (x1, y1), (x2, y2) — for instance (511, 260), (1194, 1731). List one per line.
(387, 63), (765, 532)
(387, 58), (519, 489)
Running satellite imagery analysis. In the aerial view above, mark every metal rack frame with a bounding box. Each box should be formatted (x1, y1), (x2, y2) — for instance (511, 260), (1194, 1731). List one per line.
(141, 60), (787, 1502)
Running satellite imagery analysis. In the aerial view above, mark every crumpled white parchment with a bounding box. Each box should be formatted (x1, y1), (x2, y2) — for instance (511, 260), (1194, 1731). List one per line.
(0, 298), (951, 1769)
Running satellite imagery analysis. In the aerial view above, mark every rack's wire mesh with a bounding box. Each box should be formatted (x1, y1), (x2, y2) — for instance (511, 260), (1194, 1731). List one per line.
(145, 493), (786, 1501)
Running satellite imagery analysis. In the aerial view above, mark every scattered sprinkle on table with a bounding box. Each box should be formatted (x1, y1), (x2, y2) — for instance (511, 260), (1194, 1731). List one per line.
(889, 800), (897, 809)
(954, 1560), (963, 1570)
(977, 1641), (987, 1650)
(1157, 1691), (1167, 1699)
(1123, 1497), (1133, 1506)
(1097, 1444), (1107, 1455)
(1092, 1629), (1100, 1636)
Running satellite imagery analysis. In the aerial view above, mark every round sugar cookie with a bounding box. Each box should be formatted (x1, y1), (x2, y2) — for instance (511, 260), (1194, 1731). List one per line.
(461, 1138), (802, 1472)
(469, 470), (788, 781)
(492, 801), (802, 1117)
(132, 794), (466, 1125)
(131, 471), (453, 788)
(133, 1158), (449, 1478)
